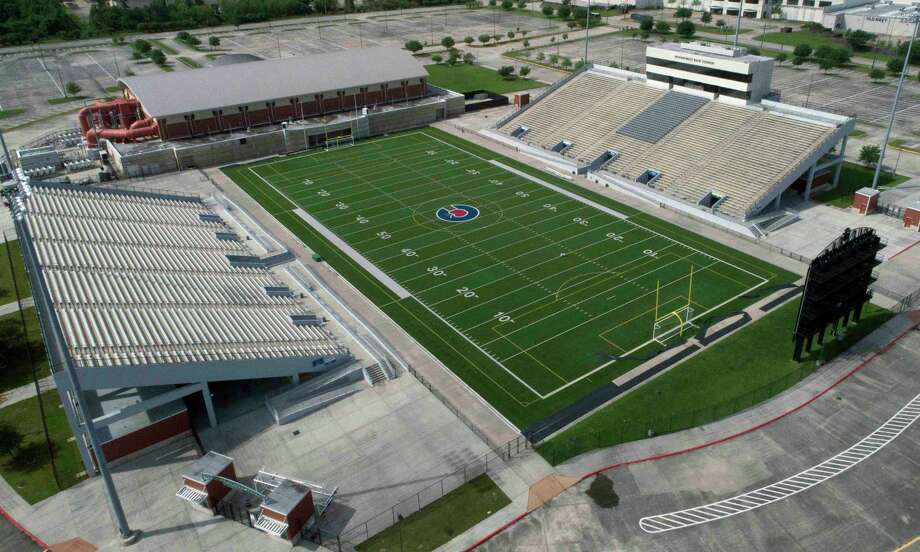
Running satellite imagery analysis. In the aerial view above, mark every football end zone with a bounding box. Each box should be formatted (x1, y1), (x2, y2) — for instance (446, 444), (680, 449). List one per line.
(223, 128), (792, 433)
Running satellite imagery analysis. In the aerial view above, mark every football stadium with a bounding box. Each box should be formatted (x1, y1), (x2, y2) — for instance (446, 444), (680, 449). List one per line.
(2, 15), (919, 552)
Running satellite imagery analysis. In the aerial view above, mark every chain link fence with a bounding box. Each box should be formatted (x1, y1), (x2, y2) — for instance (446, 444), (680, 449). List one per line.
(322, 432), (529, 551)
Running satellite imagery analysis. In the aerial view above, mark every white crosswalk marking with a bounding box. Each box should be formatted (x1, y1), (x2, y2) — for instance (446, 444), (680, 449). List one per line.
(638, 392), (920, 534)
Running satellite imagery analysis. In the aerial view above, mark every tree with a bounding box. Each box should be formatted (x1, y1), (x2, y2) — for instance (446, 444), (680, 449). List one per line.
(558, 4), (571, 18)
(676, 20), (695, 38)
(65, 81), (81, 96)
(655, 20), (671, 34)
(209, 36), (220, 49)
(888, 57), (904, 75)
(507, 31), (515, 39)
(542, 4), (554, 17)
(814, 45), (849, 67)
(561, 57), (572, 68)
(133, 39), (151, 55)
(463, 52), (475, 64)
(896, 40), (920, 65)
(502, 0), (513, 9)
(562, 32), (568, 39)
(675, 7), (692, 18)
(149, 49), (167, 65)
(432, 54), (443, 63)
(448, 48), (461, 65)
(523, 39), (530, 47)
(793, 44), (813, 59)
(464, 36), (474, 45)
(700, 12), (711, 24)
(441, 36), (455, 48)
(498, 65), (515, 78)
(792, 56), (805, 66)
(640, 30), (650, 40)
(858, 144), (880, 168)
(846, 29), (875, 51)
(517, 0), (526, 7)
(549, 53), (559, 64)
(479, 34), (491, 44)
(537, 51), (546, 61)
(0, 424), (23, 458)
(177, 31), (191, 42)
(519, 65), (531, 77)
(818, 57), (834, 73)
(489, 0), (496, 5)
(492, 33), (502, 42)
(776, 52), (788, 64)
(869, 67), (886, 81)
(574, 58), (585, 70)
(404, 39), (423, 52)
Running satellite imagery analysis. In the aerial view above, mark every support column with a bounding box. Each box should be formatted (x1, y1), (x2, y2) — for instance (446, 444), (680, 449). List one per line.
(804, 163), (817, 201)
(291, 375), (299, 385)
(774, 191), (782, 209)
(202, 381), (217, 428)
(832, 134), (849, 189)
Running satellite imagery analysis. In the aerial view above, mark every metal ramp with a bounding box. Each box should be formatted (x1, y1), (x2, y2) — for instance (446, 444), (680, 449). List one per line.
(265, 363), (368, 424)
(617, 91), (708, 144)
(175, 485), (208, 506)
(255, 515), (288, 537)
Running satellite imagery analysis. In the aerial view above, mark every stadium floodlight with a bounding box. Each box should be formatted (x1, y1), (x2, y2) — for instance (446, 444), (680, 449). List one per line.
(872, 3), (920, 189)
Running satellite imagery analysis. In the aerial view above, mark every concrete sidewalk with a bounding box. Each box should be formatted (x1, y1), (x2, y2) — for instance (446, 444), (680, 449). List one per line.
(0, 297), (34, 317)
(0, 375), (56, 408)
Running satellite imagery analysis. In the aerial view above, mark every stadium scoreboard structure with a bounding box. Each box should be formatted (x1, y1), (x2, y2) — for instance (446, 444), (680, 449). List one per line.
(792, 227), (883, 361)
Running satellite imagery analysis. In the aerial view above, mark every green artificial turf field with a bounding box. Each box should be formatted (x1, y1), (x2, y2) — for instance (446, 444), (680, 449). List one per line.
(225, 128), (794, 430)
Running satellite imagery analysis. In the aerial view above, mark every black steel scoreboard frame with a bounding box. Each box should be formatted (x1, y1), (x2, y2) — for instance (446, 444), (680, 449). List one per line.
(793, 227), (884, 361)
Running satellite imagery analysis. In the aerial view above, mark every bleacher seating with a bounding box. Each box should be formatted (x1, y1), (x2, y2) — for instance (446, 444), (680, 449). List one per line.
(499, 69), (838, 221)
(22, 184), (348, 368)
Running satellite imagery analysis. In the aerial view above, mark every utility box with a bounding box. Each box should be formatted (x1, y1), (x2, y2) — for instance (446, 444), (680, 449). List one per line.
(513, 93), (530, 109)
(853, 187), (879, 215)
(176, 451), (237, 510)
(904, 202), (920, 230)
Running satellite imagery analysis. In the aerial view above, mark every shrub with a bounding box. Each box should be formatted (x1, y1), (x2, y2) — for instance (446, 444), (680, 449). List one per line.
(561, 57), (572, 68)
(464, 36), (474, 45)
(498, 65), (515, 77)
(133, 39), (151, 54)
(869, 67), (886, 80)
(149, 49), (167, 65)
(517, 0), (526, 7)
(887, 57), (904, 75)
(508, 31), (515, 39)
(502, 0), (513, 9)
(677, 20), (695, 38)
(675, 7), (692, 18)
(431, 54), (443, 63)
(523, 39), (530, 47)
(655, 20), (671, 34)
(463, 52), (475, 64)
(65, 81), (81, 95)
(404, 39), (423, 52)
(558, 4), (571, 18)
(701, 12), (712, 24)
(519, 65), (531, 77)
(858, 144), (880, 168)
(479, 34), (491, 44)
(792, 56), (805, 66)
(793, 44), (813, 58)
(585, 474), (619, 509)
(441, 36), (455, 49)
(542, 4), (554, 16)
(209, 36), (220, 48)
(775, 52), (788, 64)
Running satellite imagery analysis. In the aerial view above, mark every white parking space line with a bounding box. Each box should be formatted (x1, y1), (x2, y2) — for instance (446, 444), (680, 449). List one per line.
(638, 392), (920, 534)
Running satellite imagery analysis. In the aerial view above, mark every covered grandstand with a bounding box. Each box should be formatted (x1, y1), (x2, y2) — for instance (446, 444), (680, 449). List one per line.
(11, 180), (356, 474)
(488, 44), (853, 234)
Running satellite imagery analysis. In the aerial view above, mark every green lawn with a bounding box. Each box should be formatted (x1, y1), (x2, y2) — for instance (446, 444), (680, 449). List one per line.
(355, 474), (509, 551)
(697, 25), (751, 35)
(0, 389), (86, 504)
(0, 308), (50, 394)
(0, 240), (29, 304)
(225, 128), (796, 430)
(848, 129), (867, 138)
(425, 63), (543, 94)
(149, 38), (179, 55)
(812, 161), (908, 208)
(104, 85), (122, 93)
(538, 299), (895, 465)
(177, 56), (203, 69)
(0, 108), (24, 120)
(47, 95), (87, 105)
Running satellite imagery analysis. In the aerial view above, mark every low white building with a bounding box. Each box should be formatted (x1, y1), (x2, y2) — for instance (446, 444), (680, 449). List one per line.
(822, 1), (918, 37)
(645, 42), (774, 106)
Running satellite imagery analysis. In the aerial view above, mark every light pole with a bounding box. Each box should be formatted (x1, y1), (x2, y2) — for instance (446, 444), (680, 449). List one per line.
(733, 0), (746, 48)
(872, 5), (920, 189)
(584, 0), (590, 64)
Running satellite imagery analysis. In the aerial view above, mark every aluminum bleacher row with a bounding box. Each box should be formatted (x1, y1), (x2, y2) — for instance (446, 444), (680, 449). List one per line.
(500, 69), (838, 220)
(22, 184), (348, 368)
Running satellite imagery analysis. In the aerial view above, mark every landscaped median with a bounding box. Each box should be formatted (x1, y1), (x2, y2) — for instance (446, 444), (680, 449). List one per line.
(425, 63), (543, 94)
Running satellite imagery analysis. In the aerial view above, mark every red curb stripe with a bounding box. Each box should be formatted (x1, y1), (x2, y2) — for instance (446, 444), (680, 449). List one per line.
(465, 316), (920, 551)
(0, 504), (48, 549)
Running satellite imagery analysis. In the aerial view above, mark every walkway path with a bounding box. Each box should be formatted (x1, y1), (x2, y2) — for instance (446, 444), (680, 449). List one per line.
(0, 375), (56, 408)
(0, 297), (33, 317)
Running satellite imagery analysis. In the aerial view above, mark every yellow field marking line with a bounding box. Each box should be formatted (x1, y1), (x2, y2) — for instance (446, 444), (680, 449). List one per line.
(600, 295), (687, 343)
(893, 535), (920, 552)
